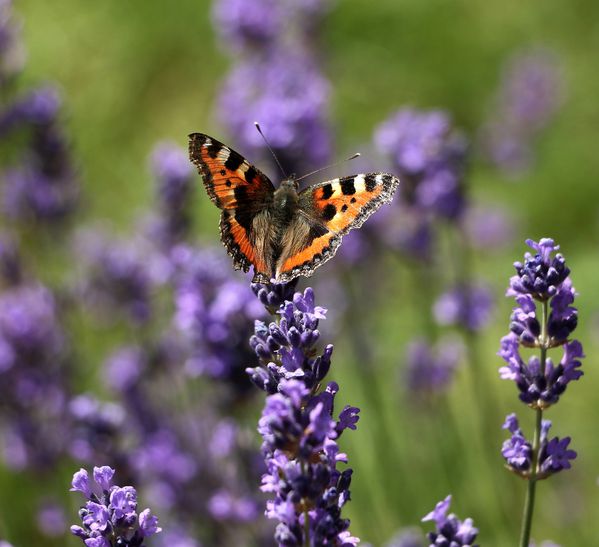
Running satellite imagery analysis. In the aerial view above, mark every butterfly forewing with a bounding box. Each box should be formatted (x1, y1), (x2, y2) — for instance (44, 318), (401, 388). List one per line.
(189, 133), (275, 279)
(275, 173), (400, 281)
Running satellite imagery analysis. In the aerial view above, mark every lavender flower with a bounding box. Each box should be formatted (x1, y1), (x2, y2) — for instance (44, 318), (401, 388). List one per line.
(374, 108), (467, 220)
(174, 246), (265, 388)
(247, 286), (332, 394)
(76, 231), (154, 324)
(499, 238), (582, 547)
(404, 338), (463, 395)
(249, 286), (360, 546)
(217, 49), (331, 175)
(499, 239), (583, 408)
(70, 466), (162, 546)
(480, 48), (563, 175)
(501, 414), (576, 478)
(422, 495), (478, 547)
(1, 86), (79, 222)
(212, 0), (331, 51)
(0, 283), (69, 469)
(433, 283), (494, 332)
(148, 142), (195, 247)
(0, 86), (61, 135)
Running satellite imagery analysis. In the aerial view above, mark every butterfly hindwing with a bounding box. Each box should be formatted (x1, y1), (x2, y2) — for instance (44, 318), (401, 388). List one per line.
(188, 133), (275, 280)
(275, 173), (399, 281)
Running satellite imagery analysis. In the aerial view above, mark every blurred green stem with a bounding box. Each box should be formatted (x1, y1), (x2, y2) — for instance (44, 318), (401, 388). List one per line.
(518, 300), (548, 547)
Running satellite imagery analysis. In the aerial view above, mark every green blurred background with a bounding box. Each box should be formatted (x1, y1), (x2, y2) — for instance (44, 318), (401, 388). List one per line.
(5, 0), (599, 544)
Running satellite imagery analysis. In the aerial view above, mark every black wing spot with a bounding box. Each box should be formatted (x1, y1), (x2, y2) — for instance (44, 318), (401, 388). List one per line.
(245, 165), (257, 185)
(206, 142), (221, 159)
(350, 197), (357, 204)
(341, 204), (348, 213)
(225, 179), (232, 187)
(320, 184), (334, 199)
(365, 176), (377, 192)
(220, 169), (226, 176)
(308, 223), (328, 243)
(233, 185), (253, 232)
(341, 179), (356, 195)
(322, 204), (337, 221)
(225, 150), (244, 171)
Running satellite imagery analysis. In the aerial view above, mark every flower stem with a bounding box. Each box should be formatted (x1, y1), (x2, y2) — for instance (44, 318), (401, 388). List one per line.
(519, 300), (548, 547)
(519, 406), (543, 547)
(303, 507), (310, 547)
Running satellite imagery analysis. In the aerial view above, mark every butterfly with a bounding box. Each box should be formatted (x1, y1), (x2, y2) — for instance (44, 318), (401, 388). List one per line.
(188, 133), (400, 283)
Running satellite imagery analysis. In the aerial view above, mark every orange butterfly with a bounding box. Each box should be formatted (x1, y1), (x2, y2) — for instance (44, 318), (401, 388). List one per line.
(189, 133), (400, 283)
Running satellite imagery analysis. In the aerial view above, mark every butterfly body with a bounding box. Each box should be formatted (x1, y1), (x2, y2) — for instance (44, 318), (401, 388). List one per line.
(189, 133), (400, 283)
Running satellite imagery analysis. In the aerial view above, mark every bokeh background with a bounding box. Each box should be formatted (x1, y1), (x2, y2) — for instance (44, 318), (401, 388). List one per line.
(1, 0), (599, 545)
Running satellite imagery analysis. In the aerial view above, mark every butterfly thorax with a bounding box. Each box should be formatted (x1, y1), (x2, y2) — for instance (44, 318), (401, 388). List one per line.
(272, 178), (299, 222)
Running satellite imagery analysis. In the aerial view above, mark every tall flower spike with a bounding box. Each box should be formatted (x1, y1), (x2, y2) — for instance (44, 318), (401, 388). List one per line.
(249, 285), (360, 546)
(499, 238), (583, 409)
(499, 238), (582, 547)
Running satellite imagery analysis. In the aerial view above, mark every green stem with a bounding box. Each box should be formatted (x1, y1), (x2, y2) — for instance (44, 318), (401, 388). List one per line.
(519, 407), (543, 547)
(518, 300), (548, 547)
(303, 508), (310, 547)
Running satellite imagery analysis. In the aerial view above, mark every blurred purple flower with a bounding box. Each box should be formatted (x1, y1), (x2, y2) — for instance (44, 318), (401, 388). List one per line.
(480, 48), (563, 175)
(433, 283), (494, 332)
(36, 500), (66, 537)
(404, 338), (463, 395)
(148, 142), (195, 247)
(212, 0), (332, 52)
(174, 246), (264, 389)
(374, 108), (467, 220)
(0, 283), (69, 470)
(462, 204), (515, 250)
(0, 86), (61, 134)
(218, 49), (331, 175)
(68, 394), (126, 464)
(75, 230), (155, 324)
(0, 86), (79, 223)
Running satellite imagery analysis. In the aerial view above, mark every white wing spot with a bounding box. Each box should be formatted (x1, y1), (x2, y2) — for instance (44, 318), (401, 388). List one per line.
(217, 147), (231, 163)
(354, 174), (366, 192)
(375, 174), (384, 185)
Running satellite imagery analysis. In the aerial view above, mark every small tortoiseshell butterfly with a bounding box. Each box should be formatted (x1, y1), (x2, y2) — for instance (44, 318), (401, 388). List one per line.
(189, 133), (400, 283)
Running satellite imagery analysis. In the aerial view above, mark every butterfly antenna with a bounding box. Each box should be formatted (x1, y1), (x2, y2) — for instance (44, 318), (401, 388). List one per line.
(295, 152), (361, 183)
(254, 122), (287, 178)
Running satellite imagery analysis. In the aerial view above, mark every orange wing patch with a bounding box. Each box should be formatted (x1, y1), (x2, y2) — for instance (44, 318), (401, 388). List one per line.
(188, 133), (274, 210)
(279, 232), (337, 274)
(310, 173), (399, 233)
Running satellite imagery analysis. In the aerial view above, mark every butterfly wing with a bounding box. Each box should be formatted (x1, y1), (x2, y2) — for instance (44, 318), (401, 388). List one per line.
(189, 133), (276, 280)
(275, 173), (400, 281)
